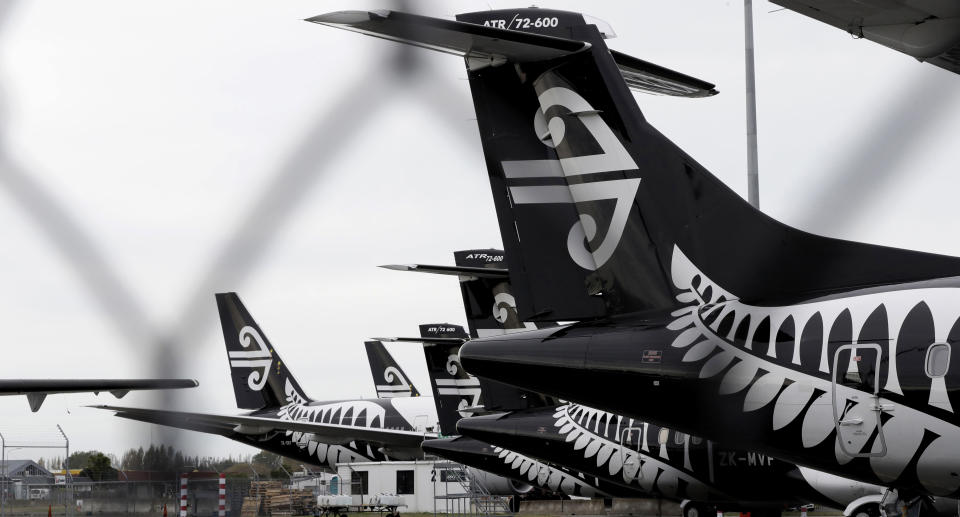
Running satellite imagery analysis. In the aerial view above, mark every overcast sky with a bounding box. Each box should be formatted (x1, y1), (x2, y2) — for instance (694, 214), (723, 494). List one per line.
(0, 0), (958, 463)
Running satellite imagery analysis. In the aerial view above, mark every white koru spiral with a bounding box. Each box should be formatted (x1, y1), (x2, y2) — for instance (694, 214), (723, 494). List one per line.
(493, 292), (517, 324)
(446, 354), (461, 376)
(228, 325), (272, 392)
(383, 366), (408, 386)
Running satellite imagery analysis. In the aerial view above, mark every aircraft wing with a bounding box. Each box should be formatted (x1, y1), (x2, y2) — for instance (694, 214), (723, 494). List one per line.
(770, 0), (960, 74)
(93, 405), (436, 447)
(0, 379), (198, 412)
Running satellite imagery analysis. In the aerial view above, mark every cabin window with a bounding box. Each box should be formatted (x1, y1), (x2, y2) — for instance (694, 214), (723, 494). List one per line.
(396, 470), (415, 494)
(657, 428), (669, 445)
(926, 343), (951, 378)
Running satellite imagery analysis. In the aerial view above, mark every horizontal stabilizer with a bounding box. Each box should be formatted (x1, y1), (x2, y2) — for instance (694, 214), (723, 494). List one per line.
(376, 336), (467, 345)
(380, 263), (509, 279)
(0, 379), (198, 412)
(93, 405), (435, 447)
(306, 10), (590, 68)
(611, 50), (718, 97)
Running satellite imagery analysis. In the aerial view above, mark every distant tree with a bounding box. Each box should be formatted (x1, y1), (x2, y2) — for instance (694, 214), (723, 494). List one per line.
(120, 448), (144, 470)
(82, 452), (116, 482)
(68, 451), (97, 469)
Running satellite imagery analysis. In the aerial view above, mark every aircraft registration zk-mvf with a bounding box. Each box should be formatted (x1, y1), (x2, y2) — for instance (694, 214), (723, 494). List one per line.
(308, 6), (960, 512)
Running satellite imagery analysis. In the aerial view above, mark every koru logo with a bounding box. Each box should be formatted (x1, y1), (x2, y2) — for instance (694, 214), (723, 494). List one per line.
(228, 326), (273, 391)
(501, 83), (641, 270)
(382, 366), (409, 387)
(493, 292), (518, 324)
(445, 354), (461, 376)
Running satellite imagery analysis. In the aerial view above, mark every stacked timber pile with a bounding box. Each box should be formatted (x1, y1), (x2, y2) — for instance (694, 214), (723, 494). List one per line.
(239, 496), (262, 517)
(249, 480), (283, 498)
(263, 487), (317, 516)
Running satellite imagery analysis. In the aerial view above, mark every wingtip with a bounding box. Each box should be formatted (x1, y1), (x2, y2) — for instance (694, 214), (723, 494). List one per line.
(304, 11), (385, 26)
(379, 264), (415, 272)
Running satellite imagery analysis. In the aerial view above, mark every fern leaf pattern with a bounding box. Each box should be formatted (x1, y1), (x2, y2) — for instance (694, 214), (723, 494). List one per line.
(492, 446), (609, 497)
(668, 245), (960, 495)
(551, 404), (717, 500)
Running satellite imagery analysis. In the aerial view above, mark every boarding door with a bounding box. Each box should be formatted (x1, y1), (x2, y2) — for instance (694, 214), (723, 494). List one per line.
(831, 343), (886, 457)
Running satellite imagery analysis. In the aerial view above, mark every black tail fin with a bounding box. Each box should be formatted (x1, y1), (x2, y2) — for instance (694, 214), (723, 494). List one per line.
(418, 323), (477, 436)
(314, 9), (960, 320)
(216, 293), (310, 410)
(382, 251), (558, 412)
(453, 249), (541, 338)
(364, 340), (421, 398)
(451, 250), (559, 412)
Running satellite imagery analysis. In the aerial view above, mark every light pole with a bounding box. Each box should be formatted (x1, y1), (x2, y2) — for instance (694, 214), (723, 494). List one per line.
(275, 459), (294, 515)
(744, 0), (761, 208)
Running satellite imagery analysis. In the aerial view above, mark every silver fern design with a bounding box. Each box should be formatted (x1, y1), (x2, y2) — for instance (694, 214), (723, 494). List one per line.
(668, 245), (960, 495)
(492, 445), (606, 497)
(553, 404), (713, 500)
(275, 379), (383, 468)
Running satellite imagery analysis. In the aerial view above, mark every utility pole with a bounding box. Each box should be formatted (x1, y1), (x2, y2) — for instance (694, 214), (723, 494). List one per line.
(744, 0), (761, 208)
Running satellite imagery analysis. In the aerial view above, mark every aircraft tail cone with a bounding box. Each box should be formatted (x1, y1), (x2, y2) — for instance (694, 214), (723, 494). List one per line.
(455, 413), (514, 444)
(459, 333), (589, 397)
(421, 436), (504, 465)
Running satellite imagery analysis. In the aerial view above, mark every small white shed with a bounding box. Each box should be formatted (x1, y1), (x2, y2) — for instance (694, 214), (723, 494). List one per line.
(336, 460), (473, 513)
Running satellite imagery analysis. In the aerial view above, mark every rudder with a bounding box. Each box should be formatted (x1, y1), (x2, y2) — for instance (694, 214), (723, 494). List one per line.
(364, 340), (421, 398)
(216, 293), (310, 410)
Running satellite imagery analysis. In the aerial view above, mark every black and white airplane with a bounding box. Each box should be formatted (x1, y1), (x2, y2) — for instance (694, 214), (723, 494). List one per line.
(393, 251), (913, 517)
(95, 293), (437, 471)
(368, 325), (616, 499)
(0, 378), (197, 412)
(311, 7), (960, 511)
(380, 249), (616, 497)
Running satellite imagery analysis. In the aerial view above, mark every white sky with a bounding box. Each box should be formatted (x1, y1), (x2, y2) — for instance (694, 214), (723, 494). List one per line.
(0, 0), (958, 462)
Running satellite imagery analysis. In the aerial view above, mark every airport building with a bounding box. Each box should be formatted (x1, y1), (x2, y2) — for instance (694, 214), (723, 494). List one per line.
(335, 459), (489, 514)
(0, 459), (55, 500)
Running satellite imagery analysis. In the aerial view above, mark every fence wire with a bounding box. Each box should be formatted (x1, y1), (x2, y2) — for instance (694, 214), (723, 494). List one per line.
(0, 0), (958, 495)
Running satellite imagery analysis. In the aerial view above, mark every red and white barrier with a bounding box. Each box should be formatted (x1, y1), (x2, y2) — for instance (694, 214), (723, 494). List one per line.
(179, 474), (188, 517)
(218, 473), (226, 517)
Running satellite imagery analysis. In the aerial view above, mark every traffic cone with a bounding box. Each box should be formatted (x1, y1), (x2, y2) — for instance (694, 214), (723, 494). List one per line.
(163, 503), (168, 517)
(47, 505), (51, 517)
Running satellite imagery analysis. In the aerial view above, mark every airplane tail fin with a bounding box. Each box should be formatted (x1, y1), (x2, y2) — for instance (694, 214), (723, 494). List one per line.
(313, 9), (960, 320)
(364, 340), (420, 398)
(382, 250), (559, 412)
(216, 293), (310, 410)
(452, 249), (544, 338)
(417, 323), (476, 436)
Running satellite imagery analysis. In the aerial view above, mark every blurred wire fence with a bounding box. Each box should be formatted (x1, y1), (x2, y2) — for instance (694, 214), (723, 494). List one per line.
(0, 2), (958, 515)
